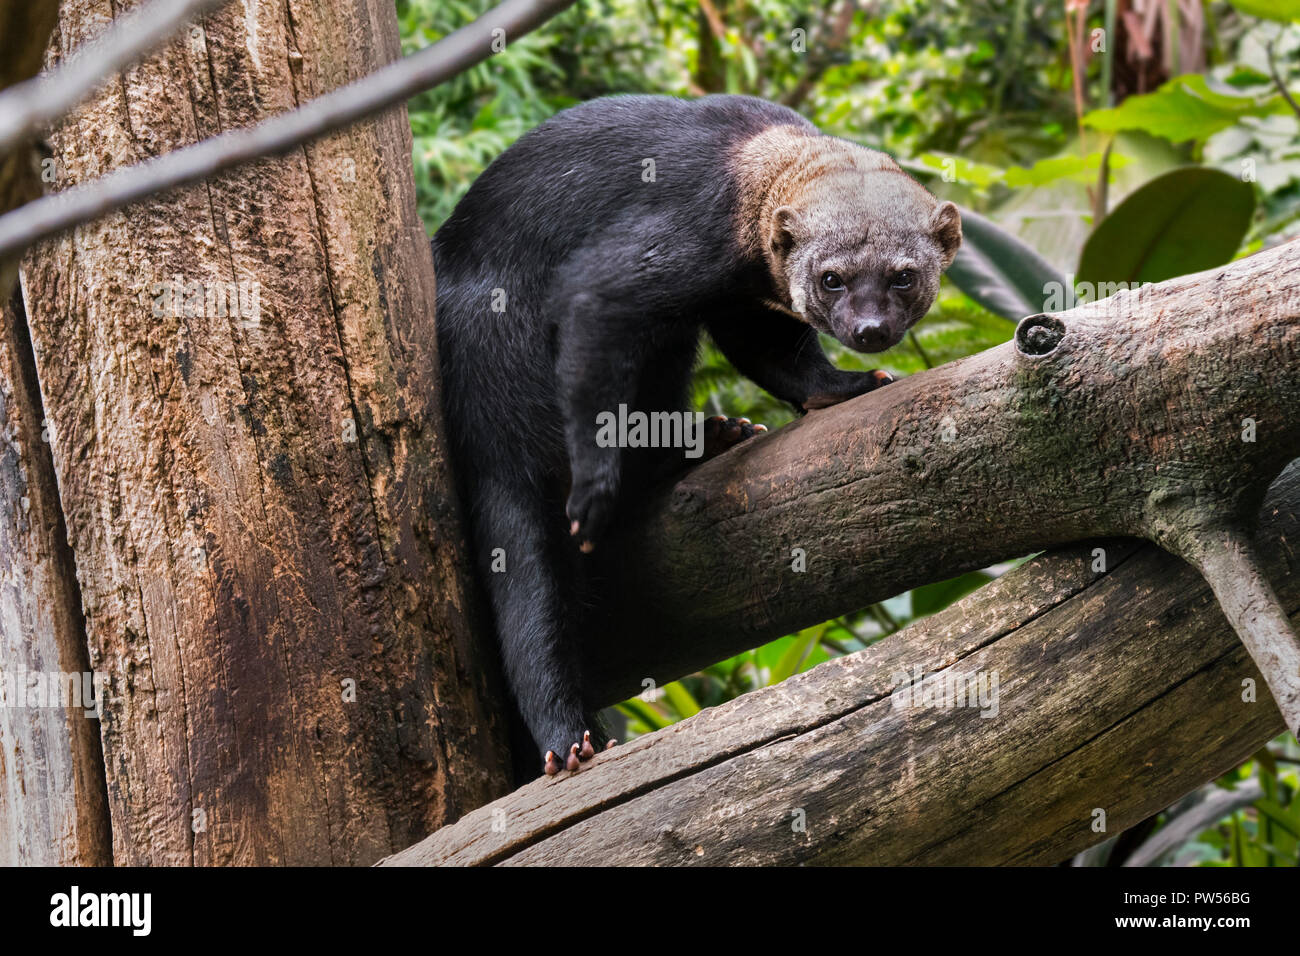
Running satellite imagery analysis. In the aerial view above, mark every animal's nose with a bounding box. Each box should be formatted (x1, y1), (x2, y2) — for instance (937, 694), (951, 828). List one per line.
(852, 320), (892, 352)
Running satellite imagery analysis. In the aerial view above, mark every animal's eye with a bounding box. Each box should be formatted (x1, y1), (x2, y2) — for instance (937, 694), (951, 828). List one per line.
(891, 270), (914, 290)
(821, 271), (845, 292)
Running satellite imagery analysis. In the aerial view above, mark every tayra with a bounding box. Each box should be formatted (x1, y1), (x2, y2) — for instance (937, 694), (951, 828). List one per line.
(431, 94), (961, 777)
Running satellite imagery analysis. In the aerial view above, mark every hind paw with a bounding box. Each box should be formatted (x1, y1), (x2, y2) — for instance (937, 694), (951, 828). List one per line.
(543, 730), (617, 776)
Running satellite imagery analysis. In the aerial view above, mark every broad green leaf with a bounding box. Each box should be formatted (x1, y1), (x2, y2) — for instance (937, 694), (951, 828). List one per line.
(1222, 65), (1275, 88)
(1254, 799), (1300, 841)
(1078, 167), (1256, 286)
(615, 698), (672, 732)
(945, 207), (1067, 320)
(754, 635), (796, 674)
(915, 152), (1005, 190)
(768, 625), (824, 685)
(1084, 74), (1285, 143)
(911, 571), (995, 618)
(661, 680), (701, 719)
(1004, 152), (1129, 187)
(1228, 0), (1300, 21)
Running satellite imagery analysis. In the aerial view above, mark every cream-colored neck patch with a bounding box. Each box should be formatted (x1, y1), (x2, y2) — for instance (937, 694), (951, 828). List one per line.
(729, 124), (902, 264)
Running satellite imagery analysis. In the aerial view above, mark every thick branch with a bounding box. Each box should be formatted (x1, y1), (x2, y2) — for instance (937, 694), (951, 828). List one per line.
(591, 240), (1300, 710)
(384, 463), (1299, 865)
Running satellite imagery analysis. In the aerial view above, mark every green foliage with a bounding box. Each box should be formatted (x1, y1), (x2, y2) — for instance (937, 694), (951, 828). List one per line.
(1003, 152), (1130, 187)
(944, 207), (1067, 320)
(910, 570), (997, 618)
(1084, 73), (1289, 143)
(1078, 167), (1257, 285)
(1137, 738), (1300, 866)
(1082, 14), (1300, 243)
(1203, 20), (1300, 241)
(402, 0), (1300, 865)
(1228, 0), (1300, 22)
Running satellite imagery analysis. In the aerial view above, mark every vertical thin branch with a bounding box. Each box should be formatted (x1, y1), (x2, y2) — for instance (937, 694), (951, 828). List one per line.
(1188, 529), (1300, 738)
(1267, 36), (1300, 121)
(1100, 0), (1116, 108)
(1065, 0), (1090, 155)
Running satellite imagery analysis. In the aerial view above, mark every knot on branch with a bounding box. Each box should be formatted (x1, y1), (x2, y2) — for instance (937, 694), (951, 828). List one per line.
(1015, 314), (1066, 356)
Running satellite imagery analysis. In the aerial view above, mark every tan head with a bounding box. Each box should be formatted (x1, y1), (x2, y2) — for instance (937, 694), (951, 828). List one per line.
(735, 126), (962, 352)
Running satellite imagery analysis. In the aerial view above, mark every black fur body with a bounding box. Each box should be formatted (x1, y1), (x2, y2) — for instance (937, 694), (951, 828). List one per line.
(431, 94), (958, 776)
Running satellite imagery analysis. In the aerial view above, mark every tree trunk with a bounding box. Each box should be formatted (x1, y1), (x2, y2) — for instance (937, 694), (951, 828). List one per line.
(14, 0), (510, 865)
(0, 0), (111, 867)
(382, 462), (1299, 866)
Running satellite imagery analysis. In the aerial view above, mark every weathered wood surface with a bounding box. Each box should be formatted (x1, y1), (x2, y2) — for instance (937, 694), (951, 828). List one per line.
(594, 240), (1300, 707)
(383, 463), (1299, 865)
(0, 0), (111, 867)
(0, 289), (112, 868)
(15, 0), (510, 865)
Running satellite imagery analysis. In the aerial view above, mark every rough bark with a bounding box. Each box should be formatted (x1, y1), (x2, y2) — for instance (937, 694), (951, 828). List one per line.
(16, 0), (509, 865)
(593, 240), (1300, 715)
(0, 0), (111, 867)
(383, 462), (1300, 866)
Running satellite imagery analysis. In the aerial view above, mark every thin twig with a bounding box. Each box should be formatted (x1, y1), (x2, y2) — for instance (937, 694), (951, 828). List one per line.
(908, 329), (933, 369)
(1267, 37), (1300, 121)
(1065, 0), (1089, 153)
(781, 0), (859, 110)
(0, 0), (577, 260)
(696, 0), (726, 40)
(0, 0), (233, 157)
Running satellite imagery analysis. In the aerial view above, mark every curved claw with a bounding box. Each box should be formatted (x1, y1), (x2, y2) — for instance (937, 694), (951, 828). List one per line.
(545, 732), (617, 777)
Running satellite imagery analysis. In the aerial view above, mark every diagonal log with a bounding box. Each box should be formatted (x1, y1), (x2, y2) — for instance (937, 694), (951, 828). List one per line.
(384, 465), (1298, 866)
(592, 239), (1300, 736)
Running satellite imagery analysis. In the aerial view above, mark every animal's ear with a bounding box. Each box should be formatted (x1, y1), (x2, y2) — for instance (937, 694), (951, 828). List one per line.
(771, 206), (806, 258)
(930, 201), (962, 268)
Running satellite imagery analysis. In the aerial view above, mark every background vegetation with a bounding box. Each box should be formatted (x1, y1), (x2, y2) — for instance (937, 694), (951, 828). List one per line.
(397, 0), (1300, 866)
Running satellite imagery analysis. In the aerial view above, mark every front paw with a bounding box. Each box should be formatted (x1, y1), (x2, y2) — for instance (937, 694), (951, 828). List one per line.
(566, 474), (618, 552)
(802, 369), (894, 411)
(701, 415), (767, 461)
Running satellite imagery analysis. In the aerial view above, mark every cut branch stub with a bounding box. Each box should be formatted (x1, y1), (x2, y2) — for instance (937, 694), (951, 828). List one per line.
(1014, 312), (1066, 356)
